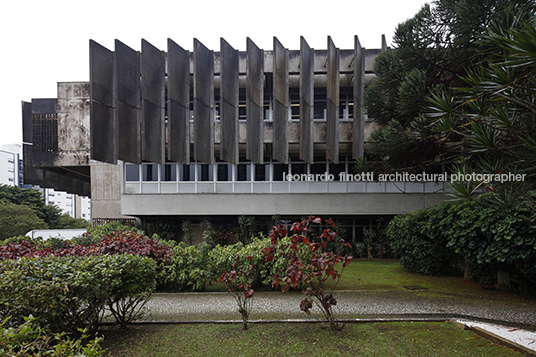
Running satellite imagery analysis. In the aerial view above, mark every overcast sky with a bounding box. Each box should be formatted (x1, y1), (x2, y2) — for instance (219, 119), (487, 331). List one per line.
(0, 0), (429, 147)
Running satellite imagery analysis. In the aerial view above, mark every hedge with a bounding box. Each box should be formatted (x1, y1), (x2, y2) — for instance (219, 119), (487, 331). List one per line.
(0, 255), (156, 334)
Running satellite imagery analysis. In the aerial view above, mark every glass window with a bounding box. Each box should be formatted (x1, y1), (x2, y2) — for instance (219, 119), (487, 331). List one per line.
(198, 164), (213, 181)
(161, 164), (177, 181)
(125, 164), (140, 181)
(254, 164), (270, 181)
(217, 163), (231, 181)
(272, 163), (288, 181)
(142, 164), (158, 181)
(314, 92), (327, 120)
(310, 162), (327, 176)
(236, 163), (251, 181)
(180, 165), (195, 181)
(329, 162), (346, 181)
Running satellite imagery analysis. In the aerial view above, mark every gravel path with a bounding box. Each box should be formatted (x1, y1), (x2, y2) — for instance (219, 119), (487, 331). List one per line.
(143, 290), (536, 327)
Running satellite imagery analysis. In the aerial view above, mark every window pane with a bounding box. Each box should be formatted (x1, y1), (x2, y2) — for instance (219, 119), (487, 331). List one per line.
(125, 164), (140, 181)
(142, 164), (158, 181)
(180, 165), (194, 181)
(198, 164), (213, 181)
(217, 164), (230, 181)
(272, 163), (288, 181)
(236, 164), (251, 181)
(329, 163), (346, 181)
(161, 164), (177, 181)
(254, 164), (269, 181)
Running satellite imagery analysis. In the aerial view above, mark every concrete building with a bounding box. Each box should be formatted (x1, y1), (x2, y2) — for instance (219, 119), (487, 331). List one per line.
(0, 145), (21, 187)
(22, 36), (447, 237)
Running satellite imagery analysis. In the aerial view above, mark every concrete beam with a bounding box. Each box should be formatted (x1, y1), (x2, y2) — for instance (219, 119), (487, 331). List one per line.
(246, 38), (264, 164)
(299, 37), (314, 164)
(353, 35), (365, 159)
(193, 39), (215, 164)
(167, 39), (190, 164)
(220, 38), (239, 164)
(273, 37), (289, 164)
(141, 39), (165, 164)
(121, 193), (448, 216)
(326, 36), (340, 163)
(115, 40), (141, 164)
(90, 40), (116, 164)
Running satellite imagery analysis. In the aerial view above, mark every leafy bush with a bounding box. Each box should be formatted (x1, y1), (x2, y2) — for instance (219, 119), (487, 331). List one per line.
(387, 194), (536, 291)
(427, 196), (536, 285)
(388, 206), (459, 276)
(263, 217), (353, 331)
(0, 315), (105, 357)
(86, 230), (172, 266)
(158, 243), (211, 291)
(218, 254), (256, 330)
(0, 255), (156, 334)
(86, 221), (135, 239)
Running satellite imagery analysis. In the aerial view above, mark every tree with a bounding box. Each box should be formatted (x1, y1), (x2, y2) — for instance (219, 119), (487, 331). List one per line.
(428, 22), (536, 213)
(0, 184), (63, 228)
(0, 203), (48, 239)
(362, 0), (536, 172)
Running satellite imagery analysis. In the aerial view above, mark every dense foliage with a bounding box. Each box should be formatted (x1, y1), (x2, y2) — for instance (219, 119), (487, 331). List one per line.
(388, 195), (536, 291)
(0, 316), (104, 357)
(0, 255), (156, 334)
(362, 0), (536, 174)
(0, 184), (89, 231)
(0, 203), (48, 240)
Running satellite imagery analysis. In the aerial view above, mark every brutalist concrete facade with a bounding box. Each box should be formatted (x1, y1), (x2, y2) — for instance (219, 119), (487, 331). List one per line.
(22, 36), (448, 225)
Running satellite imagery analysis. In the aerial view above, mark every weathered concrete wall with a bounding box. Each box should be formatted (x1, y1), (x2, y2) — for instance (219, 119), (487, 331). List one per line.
(121, 193), (447, 216)
(57, 82), (91, 155)
(90, 162), (127, 219)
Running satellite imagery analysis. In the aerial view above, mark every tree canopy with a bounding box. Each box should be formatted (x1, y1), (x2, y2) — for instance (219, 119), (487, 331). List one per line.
(362, 0), (536, 174)
(0, 184), (89, 233)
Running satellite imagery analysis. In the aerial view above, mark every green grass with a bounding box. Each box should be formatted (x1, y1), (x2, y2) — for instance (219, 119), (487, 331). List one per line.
(100, 322), (522, 357)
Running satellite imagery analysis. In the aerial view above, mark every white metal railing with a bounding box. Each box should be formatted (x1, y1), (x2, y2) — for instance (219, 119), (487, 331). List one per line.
(124, 180), (447, 195)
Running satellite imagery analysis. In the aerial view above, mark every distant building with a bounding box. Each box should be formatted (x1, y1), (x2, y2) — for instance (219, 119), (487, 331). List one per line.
(22, 35), (447, 238)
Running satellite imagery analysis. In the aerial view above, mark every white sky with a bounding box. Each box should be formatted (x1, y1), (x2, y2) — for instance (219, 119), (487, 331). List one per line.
(0, 0), (429, 147)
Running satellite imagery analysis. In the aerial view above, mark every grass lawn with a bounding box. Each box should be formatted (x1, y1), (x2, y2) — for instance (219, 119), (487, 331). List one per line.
(100, 321), (523, 357)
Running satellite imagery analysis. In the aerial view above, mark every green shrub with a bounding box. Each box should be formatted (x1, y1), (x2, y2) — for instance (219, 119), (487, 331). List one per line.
(388, 194), (536, 292)
(387, 207), (458, 275)
(208, 236), (312, 289)
(158, 243), (211, 291)
(0, 255), (156, 334)
(86, 222), (135, 240)
(0, 315), (104, 357)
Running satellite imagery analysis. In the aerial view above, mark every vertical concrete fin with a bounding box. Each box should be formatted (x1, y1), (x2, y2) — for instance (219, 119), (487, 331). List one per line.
(141, 39), (165, 164)
(167, 39), (190, 164)
(299, 36), (314, 164)
(115, 39), (141, 164)
(381, 34), (388, 51)
(22, 101), (45, 186)
(273, 37), (289, 164)
(193, 38), (215, 164)
(353, 35), (366, 159)
(89, 40), (116, 164)
(246, 37), (264, 164)
(326, 36), (340, 163)
(220, 38), (239, 164)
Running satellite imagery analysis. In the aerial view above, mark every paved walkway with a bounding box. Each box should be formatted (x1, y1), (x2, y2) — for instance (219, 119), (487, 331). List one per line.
(143, 290), (536, 327)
